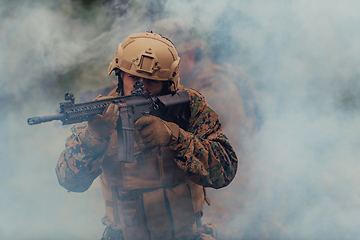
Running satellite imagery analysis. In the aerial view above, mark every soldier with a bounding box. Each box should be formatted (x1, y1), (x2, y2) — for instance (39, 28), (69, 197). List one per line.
(56, 32), (237, 240)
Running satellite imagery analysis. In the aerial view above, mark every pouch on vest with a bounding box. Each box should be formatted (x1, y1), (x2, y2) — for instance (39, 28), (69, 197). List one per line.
(165, 183), (196, 238)
(143, 188), (172, 240)
(142, 184), (196, 239)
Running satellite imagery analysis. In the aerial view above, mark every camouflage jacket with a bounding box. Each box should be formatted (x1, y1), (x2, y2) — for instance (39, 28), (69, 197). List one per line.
(56, 87), (238, 192)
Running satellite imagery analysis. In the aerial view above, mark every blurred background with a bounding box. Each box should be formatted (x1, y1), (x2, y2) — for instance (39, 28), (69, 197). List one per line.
(1, 0), (360, 239)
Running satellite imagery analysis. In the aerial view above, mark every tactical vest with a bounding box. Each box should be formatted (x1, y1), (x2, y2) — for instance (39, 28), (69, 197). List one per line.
(100, 131), (209, 240)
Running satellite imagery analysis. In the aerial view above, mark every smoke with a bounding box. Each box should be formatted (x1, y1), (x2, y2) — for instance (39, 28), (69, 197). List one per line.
(1, 0), (360, 239)
(164, 1), (360, 239)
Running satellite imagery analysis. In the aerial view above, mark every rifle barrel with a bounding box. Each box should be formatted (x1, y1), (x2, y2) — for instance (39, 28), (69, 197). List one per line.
(27, 113), (65, 125)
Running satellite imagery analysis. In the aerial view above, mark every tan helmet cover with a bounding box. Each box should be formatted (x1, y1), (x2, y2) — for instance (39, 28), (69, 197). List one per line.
(108, 32), (181, 91)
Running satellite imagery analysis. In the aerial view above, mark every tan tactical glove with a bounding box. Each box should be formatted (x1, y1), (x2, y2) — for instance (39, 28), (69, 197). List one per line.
(134, 116), (179, 148)
(87, 95), (119, 139)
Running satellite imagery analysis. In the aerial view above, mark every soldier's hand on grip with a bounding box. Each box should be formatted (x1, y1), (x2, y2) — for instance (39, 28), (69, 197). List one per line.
(134, 116), (179, 148)
(88, 95), (119, 139)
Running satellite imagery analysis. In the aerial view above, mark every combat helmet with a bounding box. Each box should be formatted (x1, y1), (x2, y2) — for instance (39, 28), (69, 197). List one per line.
(108, 32), (181, 91)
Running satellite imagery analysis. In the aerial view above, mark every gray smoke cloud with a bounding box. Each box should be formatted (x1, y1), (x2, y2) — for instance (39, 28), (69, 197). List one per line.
(1, 0), (360, 239)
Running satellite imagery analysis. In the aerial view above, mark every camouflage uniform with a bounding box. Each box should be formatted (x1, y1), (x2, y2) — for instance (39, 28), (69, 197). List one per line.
(56, 87), (237, 240)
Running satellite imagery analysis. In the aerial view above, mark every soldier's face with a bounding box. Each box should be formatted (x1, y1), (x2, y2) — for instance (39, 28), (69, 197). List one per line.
(122, 72), (165, 96)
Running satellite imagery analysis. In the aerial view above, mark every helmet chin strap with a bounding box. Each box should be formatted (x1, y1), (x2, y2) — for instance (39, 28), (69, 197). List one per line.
(115, 69), (123, 95)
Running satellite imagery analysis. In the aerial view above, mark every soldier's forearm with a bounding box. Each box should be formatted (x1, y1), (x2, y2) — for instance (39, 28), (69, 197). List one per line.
(168, 128), (238, 188)
(55, 124), (107, 192)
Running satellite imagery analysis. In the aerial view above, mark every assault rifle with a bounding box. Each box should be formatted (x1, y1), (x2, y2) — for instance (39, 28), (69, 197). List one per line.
(28, 81), (190, 163)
